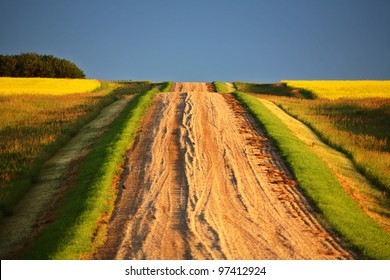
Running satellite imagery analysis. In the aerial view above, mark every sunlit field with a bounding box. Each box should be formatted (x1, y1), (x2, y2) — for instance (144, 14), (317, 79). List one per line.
(0, 77), (101, 95)
(273, 97), (390, 192)
(275, 81), (390, 189)
(282, 80), (390, 99)
(0, 82), (115, 214)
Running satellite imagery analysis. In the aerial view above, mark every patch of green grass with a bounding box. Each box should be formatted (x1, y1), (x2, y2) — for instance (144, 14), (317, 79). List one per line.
(234, 91), (390, 259)
(213, 81), (230, 93)
(23, 87), (159, 259)
(160, 81), (174, 92)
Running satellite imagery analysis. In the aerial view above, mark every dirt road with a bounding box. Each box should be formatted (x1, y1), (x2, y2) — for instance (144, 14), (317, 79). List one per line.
(96, 82), (352, 259)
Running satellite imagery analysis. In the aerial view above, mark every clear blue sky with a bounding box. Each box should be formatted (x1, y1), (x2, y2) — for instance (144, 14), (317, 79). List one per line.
(1, 0), (389, 82)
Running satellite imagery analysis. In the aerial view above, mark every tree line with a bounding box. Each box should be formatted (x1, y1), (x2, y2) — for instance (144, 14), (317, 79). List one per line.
(0, 53), (86, 78)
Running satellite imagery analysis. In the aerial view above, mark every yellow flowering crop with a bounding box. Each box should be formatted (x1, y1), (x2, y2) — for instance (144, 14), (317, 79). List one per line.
(0, 77), (101, 95)
(282, 80), (390, 99)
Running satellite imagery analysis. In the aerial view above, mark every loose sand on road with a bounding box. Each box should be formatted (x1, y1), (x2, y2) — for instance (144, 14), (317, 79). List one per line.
(96, 83), (352, 260)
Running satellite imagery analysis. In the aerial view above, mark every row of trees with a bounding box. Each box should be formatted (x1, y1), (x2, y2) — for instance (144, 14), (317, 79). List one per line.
(0, 53), (86, 78)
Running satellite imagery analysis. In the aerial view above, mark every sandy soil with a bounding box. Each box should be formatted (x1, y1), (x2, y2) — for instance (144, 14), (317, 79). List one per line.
(96, 83), (352, 260)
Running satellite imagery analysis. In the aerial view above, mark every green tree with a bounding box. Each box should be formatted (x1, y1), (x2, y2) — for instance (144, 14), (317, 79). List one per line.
(0, 53), (86, 78)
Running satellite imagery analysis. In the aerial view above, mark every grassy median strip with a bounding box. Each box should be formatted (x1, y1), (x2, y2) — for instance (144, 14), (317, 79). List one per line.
(23, 87), (159, 259)
(233, 91), (390, 259)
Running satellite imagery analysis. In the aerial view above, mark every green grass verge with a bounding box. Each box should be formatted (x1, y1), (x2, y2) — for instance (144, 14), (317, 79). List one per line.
(23, 87), (159, 259)
(160, 81), (174, 92)
(233, 91), (390, 260)
(213, 81), (230, 93)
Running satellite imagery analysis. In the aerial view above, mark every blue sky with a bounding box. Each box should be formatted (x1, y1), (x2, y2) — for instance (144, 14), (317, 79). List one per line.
(1, 0), (389, 82)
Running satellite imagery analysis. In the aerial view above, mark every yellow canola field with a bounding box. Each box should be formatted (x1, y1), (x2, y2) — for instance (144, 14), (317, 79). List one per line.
(283, 80), (390, 99)
(0, 77), (101, 95)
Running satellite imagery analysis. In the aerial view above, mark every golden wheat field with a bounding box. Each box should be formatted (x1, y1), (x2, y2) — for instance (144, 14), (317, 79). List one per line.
(283, 80), (390, 99)
(0, 77), (101, 95)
